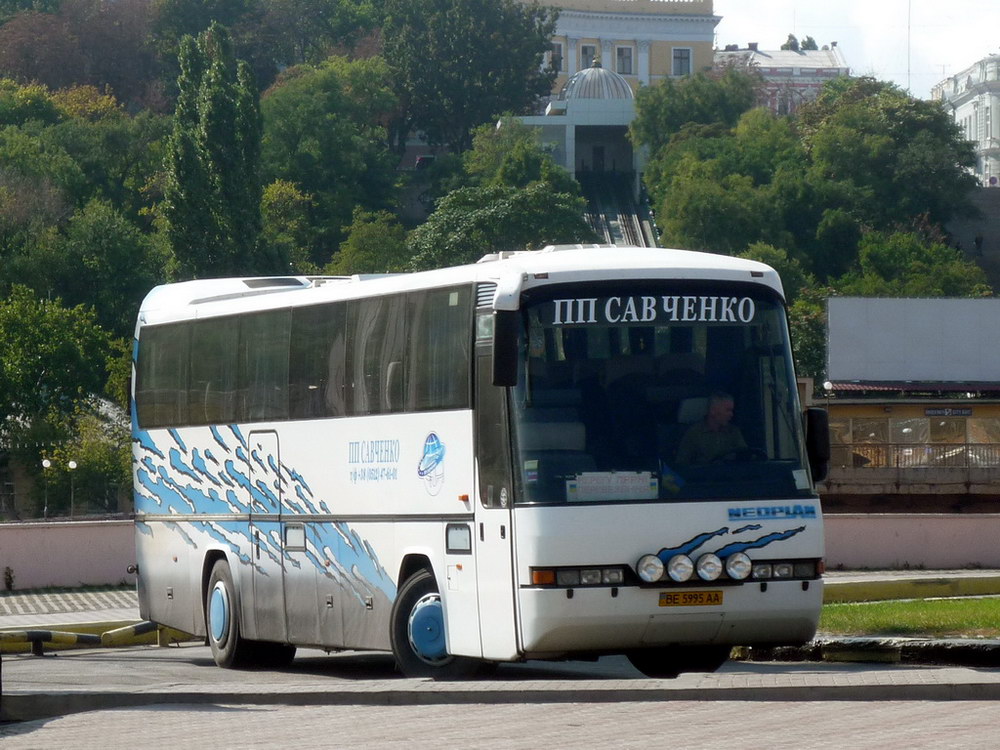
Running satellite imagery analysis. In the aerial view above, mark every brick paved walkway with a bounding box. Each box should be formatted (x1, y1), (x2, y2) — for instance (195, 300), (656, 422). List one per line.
(0, 587), (137, 617)
(1, 700), (997, 749)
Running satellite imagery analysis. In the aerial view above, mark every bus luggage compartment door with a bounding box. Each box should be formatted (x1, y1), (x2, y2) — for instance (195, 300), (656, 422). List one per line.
(247, 430), (288, 643)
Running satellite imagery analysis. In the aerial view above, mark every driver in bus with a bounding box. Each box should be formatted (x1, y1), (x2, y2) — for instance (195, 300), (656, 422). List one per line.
(675, 391), (747, 465)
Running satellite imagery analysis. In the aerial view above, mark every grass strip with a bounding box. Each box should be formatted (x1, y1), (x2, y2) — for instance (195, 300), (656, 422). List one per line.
(820, 597), (1000, 638)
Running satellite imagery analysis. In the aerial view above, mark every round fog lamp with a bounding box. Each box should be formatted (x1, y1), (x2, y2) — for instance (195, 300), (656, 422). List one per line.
(725, 552), (752, 580)
(636, 554), (665, 583)
(667, 554), (694, 582)
(696, 553), (722, 581)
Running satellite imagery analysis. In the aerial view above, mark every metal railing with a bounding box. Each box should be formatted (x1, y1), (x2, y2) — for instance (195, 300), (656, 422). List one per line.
(832, 443), (1000, 469)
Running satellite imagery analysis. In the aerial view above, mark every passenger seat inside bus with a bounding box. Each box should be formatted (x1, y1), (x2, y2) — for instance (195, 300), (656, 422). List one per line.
(658, 396), (708, 465)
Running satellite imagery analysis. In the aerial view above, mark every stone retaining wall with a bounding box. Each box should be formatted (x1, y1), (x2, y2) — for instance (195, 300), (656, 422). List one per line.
(1, 514), (998, 589)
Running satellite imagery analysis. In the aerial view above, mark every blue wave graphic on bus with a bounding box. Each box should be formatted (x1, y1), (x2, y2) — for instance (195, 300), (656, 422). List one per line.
(656, 524), (806, 562)
(132, 423), (395, 604)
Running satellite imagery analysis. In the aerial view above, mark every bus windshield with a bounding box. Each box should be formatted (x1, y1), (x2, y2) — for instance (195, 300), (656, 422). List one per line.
(510, 285), (811, 503)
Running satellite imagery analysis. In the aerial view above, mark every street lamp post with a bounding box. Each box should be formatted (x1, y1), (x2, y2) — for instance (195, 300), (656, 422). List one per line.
(41, 459), (51, 519)
(68, 460), (77, 518)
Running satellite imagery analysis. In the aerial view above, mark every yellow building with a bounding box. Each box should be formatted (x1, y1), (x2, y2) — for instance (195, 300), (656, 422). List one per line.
(539, 0), (718, 95)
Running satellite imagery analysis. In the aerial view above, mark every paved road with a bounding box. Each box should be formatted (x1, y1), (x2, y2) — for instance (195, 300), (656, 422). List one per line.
(3, 575), (1000, 748)
(3, 699), (999, 749)
(2, 646), (1000, 748)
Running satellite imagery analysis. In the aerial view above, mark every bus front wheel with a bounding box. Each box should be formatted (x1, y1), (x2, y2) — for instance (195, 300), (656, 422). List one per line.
(626, 645), (731, 678)
(390, 569), (481, 679)
(206, 559), (253, 669)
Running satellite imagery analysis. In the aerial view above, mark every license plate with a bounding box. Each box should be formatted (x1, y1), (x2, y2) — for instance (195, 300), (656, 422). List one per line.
(658, 590), (723, 607)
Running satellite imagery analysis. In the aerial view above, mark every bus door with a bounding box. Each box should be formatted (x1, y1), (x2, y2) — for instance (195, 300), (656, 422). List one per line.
(473, 352), (520, 660)
(247, 430), (287, 642)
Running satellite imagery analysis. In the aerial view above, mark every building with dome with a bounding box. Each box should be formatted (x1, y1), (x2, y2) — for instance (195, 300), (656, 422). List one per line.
(538, 0), (718, 94)
(518, 59), (656, 244)
(520, 59), (640, 178)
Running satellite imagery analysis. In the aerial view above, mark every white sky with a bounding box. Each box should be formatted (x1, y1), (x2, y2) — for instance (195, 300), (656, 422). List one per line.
(713, 0), (1000, 99)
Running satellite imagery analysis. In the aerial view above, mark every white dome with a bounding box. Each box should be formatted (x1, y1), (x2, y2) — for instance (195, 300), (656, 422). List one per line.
(559, 60), (634, 101)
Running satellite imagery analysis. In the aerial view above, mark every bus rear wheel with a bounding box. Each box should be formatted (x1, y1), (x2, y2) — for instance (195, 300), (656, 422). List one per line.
(390, 569), (482, 679)
(626, 645), (732, 679)
(206, 559), (253, 669)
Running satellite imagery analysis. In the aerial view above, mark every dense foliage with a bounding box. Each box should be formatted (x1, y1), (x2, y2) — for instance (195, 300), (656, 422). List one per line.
(0, 5), (990, 512)
(632, 73), (989, 381)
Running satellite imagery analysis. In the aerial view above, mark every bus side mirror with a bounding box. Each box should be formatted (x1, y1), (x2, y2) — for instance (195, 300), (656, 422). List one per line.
(492, 310), (519, 387)
(805, 407), (830, 483)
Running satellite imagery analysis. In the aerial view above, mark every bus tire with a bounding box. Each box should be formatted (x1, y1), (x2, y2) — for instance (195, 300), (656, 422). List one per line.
(626, 645), (731, 679)
(390, 568), (481, 679)
(206, 559), (252, 669)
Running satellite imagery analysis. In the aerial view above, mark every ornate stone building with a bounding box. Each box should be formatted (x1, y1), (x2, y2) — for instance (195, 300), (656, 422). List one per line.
(713, 43), (850, 115)
(932, 55), (1000, 187)
(539, 0), (719, 94)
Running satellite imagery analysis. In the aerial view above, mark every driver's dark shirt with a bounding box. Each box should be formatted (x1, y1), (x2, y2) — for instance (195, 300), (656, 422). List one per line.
(675, 422), (747, 465)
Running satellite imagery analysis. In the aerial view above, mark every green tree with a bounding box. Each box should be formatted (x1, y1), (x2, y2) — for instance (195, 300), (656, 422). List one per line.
(260, 55), (397, 266)
(780, 34), (800, 52)
(835, 230), (992, 297)
(163, 22), (266, 278)
(0, 286), (111, 440)
(261, 178), (315, 272)
(467, 119), (579, 194)
(261, 0), (378, 65)
(381, 0), (558, 153)
(42, 102), (171, 219)
(787, 286), (830, 382)
(325, 207), (409, 275)
(738, 242), (816, 304)
(407, 183), (596, 271)
(43, 403), (131, 517)
(799, 77), (977, 228)
(0, 78), (61, 127)
(630, 68), (759, 154)
(35, 199), (167, 338)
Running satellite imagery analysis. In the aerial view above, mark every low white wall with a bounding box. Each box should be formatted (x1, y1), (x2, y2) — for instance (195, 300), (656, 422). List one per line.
(1, 515), (997, 589)
(0, 520), (135, 590)
(824, 514), (1000, 569)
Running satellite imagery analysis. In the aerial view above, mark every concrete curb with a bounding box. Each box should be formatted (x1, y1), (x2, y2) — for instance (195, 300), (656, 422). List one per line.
(0, 621), (193, 654)
(6, 679), (1000, 722)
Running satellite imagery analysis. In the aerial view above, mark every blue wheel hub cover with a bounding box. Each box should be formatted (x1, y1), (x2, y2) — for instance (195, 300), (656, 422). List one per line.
(209, 584), (229, 642)
(409, 595), (447, 660)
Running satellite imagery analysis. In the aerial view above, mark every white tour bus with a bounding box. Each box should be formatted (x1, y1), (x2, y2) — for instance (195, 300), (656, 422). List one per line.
(131, 245), (830, 678)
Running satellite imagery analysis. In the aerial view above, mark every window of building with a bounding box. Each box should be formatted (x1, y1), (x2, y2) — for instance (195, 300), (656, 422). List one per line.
(548, 42), (563, 72)
(672, 48), (692, 76)
(616, 46), (633, 75)
(581, 44), (597, 68)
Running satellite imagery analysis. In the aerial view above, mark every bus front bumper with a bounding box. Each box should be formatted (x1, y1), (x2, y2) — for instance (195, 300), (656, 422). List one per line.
(516, 579), (822, 658)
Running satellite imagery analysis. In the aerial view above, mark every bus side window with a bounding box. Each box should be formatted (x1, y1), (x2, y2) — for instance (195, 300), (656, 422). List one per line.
(136, 323), (190, 428)
(239, 309), (291, 422)
(189, 316), (238, 424)
(289, 302), (344, 419)
(408, 287), (472, 412)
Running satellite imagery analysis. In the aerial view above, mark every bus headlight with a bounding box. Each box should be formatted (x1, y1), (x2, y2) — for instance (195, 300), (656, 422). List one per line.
(666, 554), (694, 582)
(725, 552), (752, 580)
(696, 553), (722, 581)
(636, 554), (665, 582)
